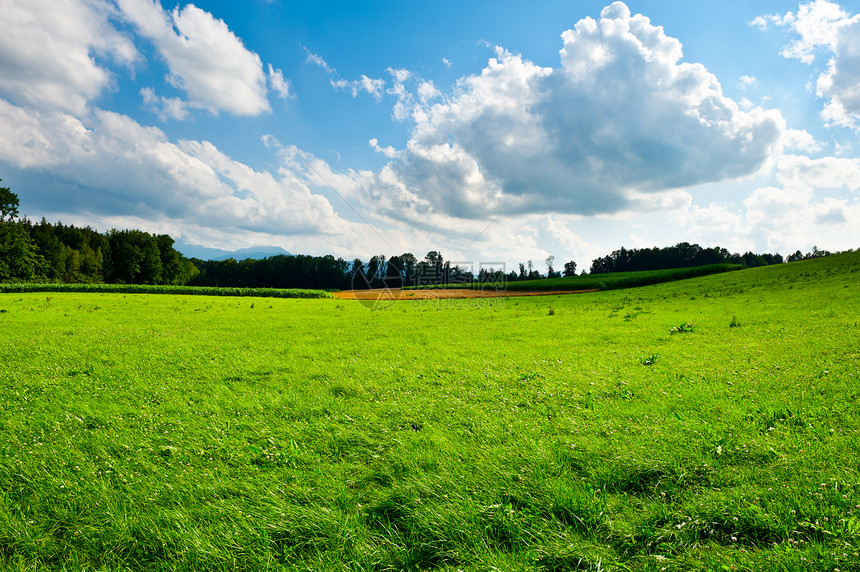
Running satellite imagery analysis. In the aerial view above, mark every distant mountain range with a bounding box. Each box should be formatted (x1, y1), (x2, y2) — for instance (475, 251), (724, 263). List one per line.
(174, 242), (292, 261)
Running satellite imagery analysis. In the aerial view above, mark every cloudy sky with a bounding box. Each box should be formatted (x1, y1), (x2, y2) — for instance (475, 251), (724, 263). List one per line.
(1, 0), (859, 269)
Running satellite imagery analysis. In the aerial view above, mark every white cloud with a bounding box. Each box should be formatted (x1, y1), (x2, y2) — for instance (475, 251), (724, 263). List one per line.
(267, 64), (291, 99)
(761, 0), (860, 128)
(364, 2), (784, 223)
(304, 47), (387, 101)
(749, 15), (775, 30)
(331, 75), (386, 100)
(387, 67), (416, 122)
(682, 203), (745, 240)
(816, 14), (860, 128)
(677, 153), (860, 253)
(140, 86), (190, 121)
(739, 75), (757, 89)
(369, 138), (400, 159)
(776, 153), (860, 190)
(771, 0), (850, 63)
(417, 81), (440, 102)
(178, 139), (344, 235)
(117, 0), (271, 116)
(544, 215), (595, 261)
(0, 97), (350, 239)
(0, 0), (137, 114)
(782, 128), (822, 152)
(304, 48), (335, 74)
(835, 140), (853, 155)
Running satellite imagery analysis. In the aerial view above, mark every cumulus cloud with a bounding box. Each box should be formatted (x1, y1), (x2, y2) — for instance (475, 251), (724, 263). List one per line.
(776, 153), (860, 190)
(817, 14), (860, 128)
(116, 0), (271, 116)
(0, 97), (349, 238)
(417, 81), (441, 102)
(140, 86), (190, 121)
(0, 0), (137, 114)
(760, 0), (860, 129)
(782, 128), (822, 152)
(677, 153), (860, 253)
(764, 0), (850, 63)
(387, 68), (417, 121)
(364, 2), (784, 224)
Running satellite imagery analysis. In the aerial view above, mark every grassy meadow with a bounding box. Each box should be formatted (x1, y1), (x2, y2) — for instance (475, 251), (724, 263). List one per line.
(1, 252), (859, 571)
(0, 283), (334, 299)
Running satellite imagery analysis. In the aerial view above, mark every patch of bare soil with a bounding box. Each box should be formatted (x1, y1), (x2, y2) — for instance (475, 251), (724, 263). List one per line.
(332, 288), (597, 300)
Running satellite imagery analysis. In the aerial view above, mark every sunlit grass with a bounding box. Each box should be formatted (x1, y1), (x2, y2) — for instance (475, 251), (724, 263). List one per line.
(1, 252), (859, 570)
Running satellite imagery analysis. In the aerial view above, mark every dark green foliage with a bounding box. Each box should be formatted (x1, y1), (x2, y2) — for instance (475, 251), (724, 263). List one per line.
(788, 246), (832, 261)
(190, 253), (351, 290)
(406, 263), (743, 292)
(0, 182), (197, 286)
(25, 218), (108, 282)
(0, 221), (40, 281)
(0, 180), (20, 222)
(4, 218), (195, 286)
(590, 242), (784, 273)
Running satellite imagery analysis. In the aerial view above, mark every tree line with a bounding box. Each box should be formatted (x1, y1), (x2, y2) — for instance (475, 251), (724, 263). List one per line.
(0, 181), (839, 288)
(588, 243), (784, 274)
(1, 180), (197, 284)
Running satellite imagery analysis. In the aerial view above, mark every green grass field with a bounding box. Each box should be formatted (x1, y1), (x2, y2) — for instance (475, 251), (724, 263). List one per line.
(1, 252), (859, 571)
(0, 283), (334, 299)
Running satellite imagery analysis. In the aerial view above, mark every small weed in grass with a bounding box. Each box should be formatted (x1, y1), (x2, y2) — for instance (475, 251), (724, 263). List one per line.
(639, 353), (659, 366)
(730, 314), (741, 328)
(670, 323), (695, 334)
(548, 306), (555, 316)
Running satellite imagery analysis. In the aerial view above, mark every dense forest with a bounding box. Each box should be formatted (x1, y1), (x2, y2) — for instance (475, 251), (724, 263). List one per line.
(0, 181), (836, 289)
(589, 243), (782, 273)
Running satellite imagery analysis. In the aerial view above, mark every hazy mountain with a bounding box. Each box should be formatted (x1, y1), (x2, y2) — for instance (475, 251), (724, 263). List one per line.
(175, 242), (292, 261)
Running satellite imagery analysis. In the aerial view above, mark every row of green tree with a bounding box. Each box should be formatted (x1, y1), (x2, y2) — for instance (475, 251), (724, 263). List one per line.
(588, 243), (785, 274)
(190, 251), (453, 290)
(191, 251), (584, 290)
(1, 180), (197, 284)
(0, 180), (836, 289)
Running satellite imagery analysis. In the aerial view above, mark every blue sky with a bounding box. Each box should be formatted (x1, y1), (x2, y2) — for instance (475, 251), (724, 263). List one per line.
(1, 0), (859, 270)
